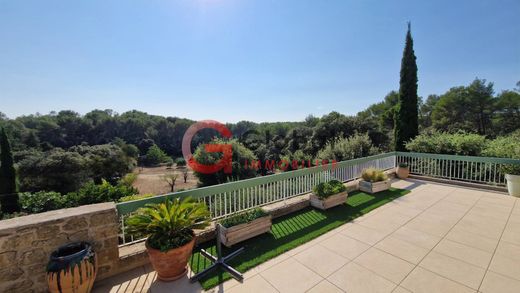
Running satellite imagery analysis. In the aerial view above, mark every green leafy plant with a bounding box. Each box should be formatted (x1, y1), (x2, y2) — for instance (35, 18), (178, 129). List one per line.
(118, 193), (155, 203)
(219, 208), (268, 228)
(175, 157), (187, 167)
(126, 197), (210, 252)
(19, 191), (66, 214)
(312, 180), (347, 199)
(502, 164), (520, 176)
(398, 162), (409, 168)
(361, 168), (388, 182)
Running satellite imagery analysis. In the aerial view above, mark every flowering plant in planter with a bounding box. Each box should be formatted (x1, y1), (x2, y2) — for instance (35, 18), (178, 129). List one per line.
(127, 197), (210, 281)
(359, 168), (391, 194)
(218, 208), (272, 247)
(310, 180), (348, 210)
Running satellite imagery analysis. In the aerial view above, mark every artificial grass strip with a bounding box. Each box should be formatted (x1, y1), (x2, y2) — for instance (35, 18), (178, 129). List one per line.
(189, 188), (410, 289)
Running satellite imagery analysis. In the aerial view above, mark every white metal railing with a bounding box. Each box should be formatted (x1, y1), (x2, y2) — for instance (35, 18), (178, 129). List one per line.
(117, 153), (395, 245)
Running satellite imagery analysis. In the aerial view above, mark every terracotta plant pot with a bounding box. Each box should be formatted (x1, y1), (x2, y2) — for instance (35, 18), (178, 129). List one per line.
(396, 166), (410, 179)
(145, 235), (196, 281)
(47, 242), (97, 293)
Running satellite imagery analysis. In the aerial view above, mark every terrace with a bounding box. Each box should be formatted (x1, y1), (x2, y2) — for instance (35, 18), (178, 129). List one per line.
(1, 152), (519, 293)
(93, 179), (520, 293)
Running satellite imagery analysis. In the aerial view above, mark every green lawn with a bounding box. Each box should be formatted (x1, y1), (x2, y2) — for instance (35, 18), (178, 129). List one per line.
(189, 188), (410, 289)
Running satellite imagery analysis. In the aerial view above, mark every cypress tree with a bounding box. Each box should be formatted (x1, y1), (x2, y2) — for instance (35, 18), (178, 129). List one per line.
(394, 22), (419, 151)
(0, 127), (20, 213)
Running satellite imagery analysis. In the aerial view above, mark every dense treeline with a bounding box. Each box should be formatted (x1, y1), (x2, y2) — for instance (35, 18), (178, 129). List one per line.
(0, 78), (518, 196)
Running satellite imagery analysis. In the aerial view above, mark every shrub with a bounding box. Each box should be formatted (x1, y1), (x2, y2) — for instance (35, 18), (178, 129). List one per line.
(118, 193), (155, 202)
(361, 168), (388, 182)
(482, 132), (520, 175)
(316, 133), (379, 162)
(175, 157), (187, 167)
(66, 180), (138, 207)
(312, 180), (347, 199)
(126, 197), (210, 252)
(398, 162), (409, 168)
(193, 138), (258, 187)
(482, 131), (520, 159)
(144, 144), (169, 166)
(119, 173), (137, 187)
(19, 191), (66, 214)
(405, 131), (487, 156)
(219, 208), (268, 228)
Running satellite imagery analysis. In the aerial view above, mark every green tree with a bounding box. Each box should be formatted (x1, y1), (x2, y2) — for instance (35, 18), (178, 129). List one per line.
(193, 138), (257, 186)
(493, 90), (520, 135)
(144, 144), (169, 166)
(316, 133), (379, 162)
(394, 23), (419, 151)
(432, 79), (496, 135)
(0, 127), (20, 213)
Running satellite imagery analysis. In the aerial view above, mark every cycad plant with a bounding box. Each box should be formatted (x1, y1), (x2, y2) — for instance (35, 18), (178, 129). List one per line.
(127, 197), (210, 252)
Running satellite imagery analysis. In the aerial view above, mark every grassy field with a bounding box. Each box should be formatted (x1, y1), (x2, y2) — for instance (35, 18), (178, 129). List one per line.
(189, 187), (411, 289)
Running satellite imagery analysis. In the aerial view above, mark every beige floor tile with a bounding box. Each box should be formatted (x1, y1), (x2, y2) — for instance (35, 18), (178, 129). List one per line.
(339, 223), (389, 245)
(357, 217), (403, 234)
(480, 271), (520, 293)
(392, 226), (441, 250)
(468, 205), (512, 222)
(286, 235), (327, 256)
(391, 286), (412, 293)
(419, 251), (486, 289)
(488, 253), (520, 281)
(253, 251), (291, 273)
(261, 258), (322, 293)
(148, 275), (203, 293)
(453, 218), (504, 239)
(444, 192), (481, 205)
(375, 236), (429, 264)
(306, 280), (343, 293)
(320, 234), (370, 260)
(226, 275), (278, 293)
(495, 241), (520, 260)
(382, 203), (423, 218)
(404, 217), (453, 237)
(478, 194), (516, 207)
(354, 248), (414, 283)
(433, 239), (493, 268)
(445, 226), (499, 252)
(327, 262), (396, 293)
(400, 267), (475, 293)
(294, 244), (349, 277)
(501, 219), (520, 245)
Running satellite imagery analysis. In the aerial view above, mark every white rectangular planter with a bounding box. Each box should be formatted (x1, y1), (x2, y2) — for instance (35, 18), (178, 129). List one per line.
(359, 180), (391, 194)
(310, 191), (348, 210)
(219, 215), (272, 247)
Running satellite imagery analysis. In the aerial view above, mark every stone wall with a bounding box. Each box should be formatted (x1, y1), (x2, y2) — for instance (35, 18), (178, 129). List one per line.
(0, 203), (120, 293)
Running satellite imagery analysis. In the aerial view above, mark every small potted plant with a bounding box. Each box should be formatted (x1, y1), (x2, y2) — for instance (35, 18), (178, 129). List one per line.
(503, 164), (520, 197)
(219, 208), (272, 247)
(396, 162), (410, 179)
(127, 197), (210, 281)
(310, 180), (348, 210)
(359, 168), (391, 194)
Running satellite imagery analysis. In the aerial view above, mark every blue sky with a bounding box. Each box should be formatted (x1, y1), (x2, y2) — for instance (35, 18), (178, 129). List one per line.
(1, 0), (519, 122)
